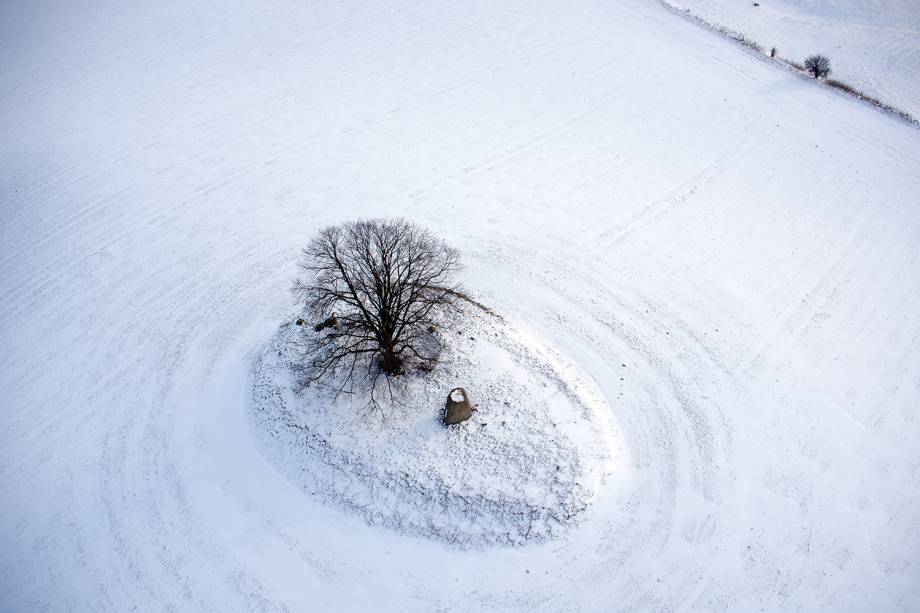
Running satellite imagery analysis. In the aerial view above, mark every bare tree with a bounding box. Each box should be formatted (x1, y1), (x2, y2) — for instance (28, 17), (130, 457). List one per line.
(804, 54), (831, 79)
(293, 218), (462, 408)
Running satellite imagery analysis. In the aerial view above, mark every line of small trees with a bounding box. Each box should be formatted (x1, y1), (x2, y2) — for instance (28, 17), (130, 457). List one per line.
(657, 0), (916, 125)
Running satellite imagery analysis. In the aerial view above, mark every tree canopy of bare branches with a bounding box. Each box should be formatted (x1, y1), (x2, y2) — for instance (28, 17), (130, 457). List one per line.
(804, 54), (831, 79)
(293, 218), (462, 408)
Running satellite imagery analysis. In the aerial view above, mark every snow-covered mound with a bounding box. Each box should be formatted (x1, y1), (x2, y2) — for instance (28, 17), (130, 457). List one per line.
(252, 311), (617, 546)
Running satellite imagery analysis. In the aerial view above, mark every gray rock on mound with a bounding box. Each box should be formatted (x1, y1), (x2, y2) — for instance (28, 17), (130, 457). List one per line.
(443, 387), (472, 425)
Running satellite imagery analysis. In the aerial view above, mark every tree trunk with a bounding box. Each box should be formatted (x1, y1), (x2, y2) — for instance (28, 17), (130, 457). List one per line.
(380, 348), (402, 375)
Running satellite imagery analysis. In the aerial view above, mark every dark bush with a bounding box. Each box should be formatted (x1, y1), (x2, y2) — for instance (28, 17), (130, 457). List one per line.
(804, 54), (831, 79)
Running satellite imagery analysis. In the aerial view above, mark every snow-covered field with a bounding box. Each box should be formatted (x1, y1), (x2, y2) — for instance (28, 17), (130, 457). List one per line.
(666, 0), (920, 119)
(2, 0), (919, 610)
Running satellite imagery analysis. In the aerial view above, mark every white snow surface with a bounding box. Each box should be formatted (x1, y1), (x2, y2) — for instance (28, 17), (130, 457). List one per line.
(252, 311), (616, 547)
(2, 0), (920, 611)
(666, 0), (920, 119)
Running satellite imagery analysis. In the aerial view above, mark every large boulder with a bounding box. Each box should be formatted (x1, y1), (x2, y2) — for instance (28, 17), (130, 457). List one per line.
(443, 387), (472, 425)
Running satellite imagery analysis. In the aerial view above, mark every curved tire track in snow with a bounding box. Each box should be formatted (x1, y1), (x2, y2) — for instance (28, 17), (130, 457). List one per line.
(3, 0), (920, 610)
(466, 235), (741, 609)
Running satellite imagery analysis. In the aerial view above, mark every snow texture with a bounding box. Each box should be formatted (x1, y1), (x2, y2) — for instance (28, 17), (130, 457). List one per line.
(3, 0), (920, 610)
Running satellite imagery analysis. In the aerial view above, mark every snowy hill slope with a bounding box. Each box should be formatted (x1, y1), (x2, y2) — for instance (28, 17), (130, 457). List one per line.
(2, 0), (919, 610)
(668, 0), (920, 119)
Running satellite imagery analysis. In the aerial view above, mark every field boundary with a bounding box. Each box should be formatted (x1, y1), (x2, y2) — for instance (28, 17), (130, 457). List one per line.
(654, 0), (920, 129)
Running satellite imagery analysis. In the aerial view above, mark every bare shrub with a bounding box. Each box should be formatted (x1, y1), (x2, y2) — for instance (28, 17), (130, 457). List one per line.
(292, 218), (462, 409)
(724, 29), (763, 53)
(826, 78), (919, 125)
(804, 54), (831, 79)
(826, 78), (857, 95)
